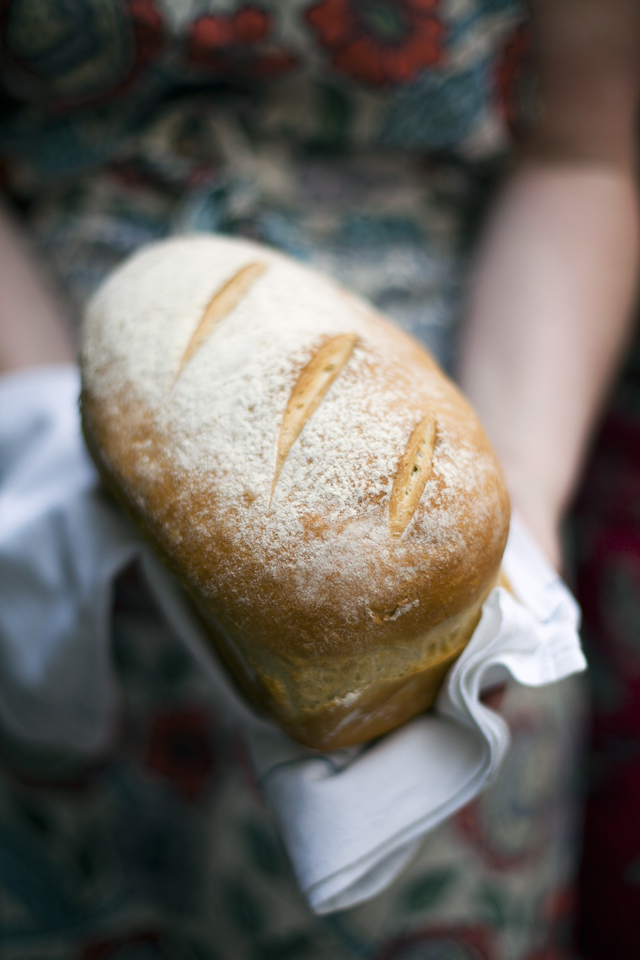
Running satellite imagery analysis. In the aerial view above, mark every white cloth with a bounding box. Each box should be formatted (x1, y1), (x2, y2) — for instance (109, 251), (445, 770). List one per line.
(0, 366), (139, 751)
(0, 365), (586, 914)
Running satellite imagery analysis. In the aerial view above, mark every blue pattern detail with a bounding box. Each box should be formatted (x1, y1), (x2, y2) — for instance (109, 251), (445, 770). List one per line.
(379, 62), (490, 151)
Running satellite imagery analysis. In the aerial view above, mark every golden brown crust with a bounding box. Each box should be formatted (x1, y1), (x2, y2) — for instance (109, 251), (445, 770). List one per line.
(80, 235), (510, 750)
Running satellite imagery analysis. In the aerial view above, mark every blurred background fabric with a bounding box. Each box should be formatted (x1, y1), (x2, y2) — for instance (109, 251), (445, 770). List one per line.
(0, 0), (532, 367)
(0, 3), (591, 959)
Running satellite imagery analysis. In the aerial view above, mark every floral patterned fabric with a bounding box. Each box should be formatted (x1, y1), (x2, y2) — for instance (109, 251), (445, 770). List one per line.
(0, 0), (527, 176)
(573, 335), (640, 960)
(0, 0), (532, 366)
(0, 2), (588, 959)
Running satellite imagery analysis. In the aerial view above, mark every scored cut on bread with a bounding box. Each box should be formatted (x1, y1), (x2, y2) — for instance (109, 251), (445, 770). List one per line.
(80, 234), (510, 750)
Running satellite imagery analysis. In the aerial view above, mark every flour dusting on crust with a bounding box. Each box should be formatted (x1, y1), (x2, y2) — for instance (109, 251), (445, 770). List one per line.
(82, 234), (507, 633)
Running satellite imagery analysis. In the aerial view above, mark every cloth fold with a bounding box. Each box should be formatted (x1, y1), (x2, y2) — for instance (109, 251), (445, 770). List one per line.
(0, 365), (586, 914)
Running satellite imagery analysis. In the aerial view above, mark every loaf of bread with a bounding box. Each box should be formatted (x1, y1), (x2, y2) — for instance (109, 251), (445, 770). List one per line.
(80, 234), (510, 750)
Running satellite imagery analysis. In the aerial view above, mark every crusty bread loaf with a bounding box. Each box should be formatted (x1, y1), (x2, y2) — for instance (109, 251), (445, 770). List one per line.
(80, 234), (510, 750)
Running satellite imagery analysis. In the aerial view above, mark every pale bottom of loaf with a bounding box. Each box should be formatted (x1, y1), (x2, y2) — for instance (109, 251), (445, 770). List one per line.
(195, 584), (496, 751)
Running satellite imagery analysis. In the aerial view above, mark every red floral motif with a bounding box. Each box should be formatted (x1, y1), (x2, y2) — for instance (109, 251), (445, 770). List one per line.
(128, 0), (165, 66)
(495, 22), (532, 139)
(187, 6), (296, 78)
(146, 706), (216, 802)
(306, 0), (444, 86)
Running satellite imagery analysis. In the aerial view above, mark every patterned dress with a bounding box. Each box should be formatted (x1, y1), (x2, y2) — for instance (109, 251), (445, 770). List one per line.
(573, 338), (640, 960)
(0, 3), (585, 959)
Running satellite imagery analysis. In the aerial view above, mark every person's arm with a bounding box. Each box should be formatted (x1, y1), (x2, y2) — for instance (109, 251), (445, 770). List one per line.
(0, 202), (75, 373)
(458, 0), (640, 569)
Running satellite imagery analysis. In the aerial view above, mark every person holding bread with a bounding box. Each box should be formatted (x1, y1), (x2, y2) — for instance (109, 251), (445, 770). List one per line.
(0, 0), (638, 957)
